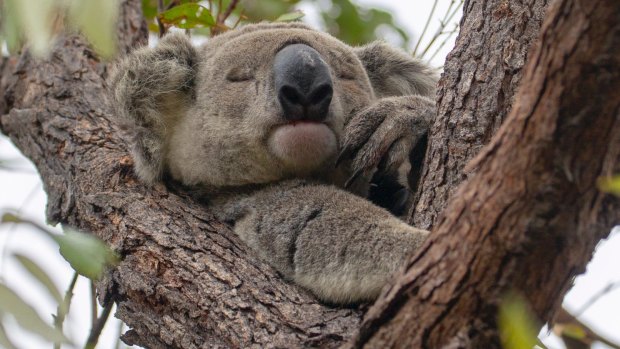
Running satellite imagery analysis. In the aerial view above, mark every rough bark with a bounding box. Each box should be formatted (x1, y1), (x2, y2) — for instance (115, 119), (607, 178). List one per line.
(410, 0), (549, 229)
(0, 0), (617, 349)
(354, 0), (620, 347)
(0, 8), (362, 349)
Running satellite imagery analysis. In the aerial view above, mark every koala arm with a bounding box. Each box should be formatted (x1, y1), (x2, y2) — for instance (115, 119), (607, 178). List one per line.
(212, 180), (428, 304)
(109, 33), (197, 184)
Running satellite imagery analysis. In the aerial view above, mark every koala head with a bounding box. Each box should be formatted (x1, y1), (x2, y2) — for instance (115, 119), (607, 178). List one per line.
(112, 22), (435, 192)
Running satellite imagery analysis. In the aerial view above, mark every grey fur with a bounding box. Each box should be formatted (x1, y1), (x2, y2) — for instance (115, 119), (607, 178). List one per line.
(110, 23), (436, 304)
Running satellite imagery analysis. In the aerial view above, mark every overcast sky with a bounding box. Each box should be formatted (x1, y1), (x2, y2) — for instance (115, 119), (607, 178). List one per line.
(0, 1), (618, 348)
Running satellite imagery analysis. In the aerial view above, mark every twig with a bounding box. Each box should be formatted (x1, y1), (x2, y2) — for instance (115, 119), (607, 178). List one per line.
(574, 281), (620, 316)
(428, 23), (460, 62)
(555, 307), (620, 349)
(232, 8), (245, 29)
(420, 0), (463, 57)
(220, 0), (239, 23)
(156, 0), (166, 37)
(413, 0), (438, 56)
(90, 281), (98, 328)
(211, 0), (240, 36)
(54, 272), (79, 349)
(114, 320), (125, 349)
(84, 302), (113, 349)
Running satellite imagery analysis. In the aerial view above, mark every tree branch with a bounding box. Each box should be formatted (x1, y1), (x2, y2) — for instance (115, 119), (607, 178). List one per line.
(353, 0), (620, 346)
(0, 0), (617, 348)
(410, 0), (550, 229)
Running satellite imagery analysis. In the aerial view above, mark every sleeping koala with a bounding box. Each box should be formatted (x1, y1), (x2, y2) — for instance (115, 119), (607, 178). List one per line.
(111, 22), (437, 304)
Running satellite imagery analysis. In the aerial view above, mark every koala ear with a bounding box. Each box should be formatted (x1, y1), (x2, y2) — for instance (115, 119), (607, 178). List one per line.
(354, 41), (438, 99)
(110, 32), (198, 184)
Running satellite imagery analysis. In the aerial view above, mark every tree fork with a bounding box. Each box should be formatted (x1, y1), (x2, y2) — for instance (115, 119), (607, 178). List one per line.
(354, 0), (620, 347)
(0, 0), (617, 348)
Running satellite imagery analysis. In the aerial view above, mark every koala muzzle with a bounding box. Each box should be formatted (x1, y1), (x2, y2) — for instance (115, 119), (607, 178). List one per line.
(274, 44), (333, 122)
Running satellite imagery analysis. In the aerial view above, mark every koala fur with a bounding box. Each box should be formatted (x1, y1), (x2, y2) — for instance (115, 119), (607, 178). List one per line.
(111, 22), (437, 304)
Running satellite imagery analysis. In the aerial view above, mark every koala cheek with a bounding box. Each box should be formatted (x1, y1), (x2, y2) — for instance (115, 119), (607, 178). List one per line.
(268, 123), (337, 171)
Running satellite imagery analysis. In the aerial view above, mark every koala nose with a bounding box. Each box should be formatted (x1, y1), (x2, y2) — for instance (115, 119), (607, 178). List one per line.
(274, 44), (333, 122)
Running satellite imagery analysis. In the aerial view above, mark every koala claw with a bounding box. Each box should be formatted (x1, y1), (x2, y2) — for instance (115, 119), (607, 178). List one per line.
(340, 95), (435, 188)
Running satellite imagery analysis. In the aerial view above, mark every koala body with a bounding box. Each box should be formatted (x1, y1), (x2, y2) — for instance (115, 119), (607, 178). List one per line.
(111, 22), (436, 304)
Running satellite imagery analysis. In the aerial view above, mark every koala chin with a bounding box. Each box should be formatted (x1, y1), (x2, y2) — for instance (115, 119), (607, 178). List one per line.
(269, 122), (337, 172)
(111, 22), (437, 304)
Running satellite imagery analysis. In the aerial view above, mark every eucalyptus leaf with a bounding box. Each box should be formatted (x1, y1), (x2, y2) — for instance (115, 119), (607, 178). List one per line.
(54, 229), (119, 280)
(560, 323), (588, 340)
(14, 254), (63, 304)
(598, 175), (620, 196)
(0, 284), (68, 343)
(275, 11), (305, 22)
(159, 3), (215, 29)
(0, 213), (21, 224)
(68, 0), (118, 58)
(5, 0), (55, 56)
(498, 292), (539, 349)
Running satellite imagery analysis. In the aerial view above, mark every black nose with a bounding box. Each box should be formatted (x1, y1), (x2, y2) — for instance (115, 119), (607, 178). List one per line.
(274, 44), (333, 122)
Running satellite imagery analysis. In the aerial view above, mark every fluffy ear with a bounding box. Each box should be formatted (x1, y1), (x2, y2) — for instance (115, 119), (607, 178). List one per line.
(110, 32), (198, 184)
(354, 41), (438, 99)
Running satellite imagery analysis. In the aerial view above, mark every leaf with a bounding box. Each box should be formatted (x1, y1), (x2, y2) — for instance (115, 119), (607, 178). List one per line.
(159, 3), (215, 29)
(598, 175), (620, 196)
(0, 283), (68, 343)
(498, 291), (539, 349)
(13, 254), (63, 304)
(4, 0), (55, 56)
(68, 0), (118, 58)
(0, 213), (21, 224)
(560, 324), (588, 340)
(275, 10), (305, 22)
(54, 229), (119, 280)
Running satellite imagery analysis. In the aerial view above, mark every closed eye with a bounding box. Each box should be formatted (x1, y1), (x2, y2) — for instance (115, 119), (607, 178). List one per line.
(226, 67), (255, 82)
(338, 70), (357, 80)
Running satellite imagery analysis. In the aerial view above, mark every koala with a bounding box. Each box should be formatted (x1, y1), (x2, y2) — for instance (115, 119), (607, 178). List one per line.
(110, 22), (437, 304)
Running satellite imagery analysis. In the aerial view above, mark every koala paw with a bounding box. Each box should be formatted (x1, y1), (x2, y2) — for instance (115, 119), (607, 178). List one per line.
(337, 95), (435, 194)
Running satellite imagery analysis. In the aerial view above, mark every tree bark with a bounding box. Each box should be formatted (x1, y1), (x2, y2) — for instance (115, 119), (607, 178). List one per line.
(0, 0), (617, 349)
(410, 0), (549, 229)
(354, 0), (620, 347)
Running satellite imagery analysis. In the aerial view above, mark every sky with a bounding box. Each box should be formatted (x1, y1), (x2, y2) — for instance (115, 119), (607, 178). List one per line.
(0, 1), (618, 348)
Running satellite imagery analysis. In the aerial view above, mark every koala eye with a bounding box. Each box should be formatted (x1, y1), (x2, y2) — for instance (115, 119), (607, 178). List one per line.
(226, 67), (255, 82)
(338, 70), (357, 80)
(337, 66), (358, 80)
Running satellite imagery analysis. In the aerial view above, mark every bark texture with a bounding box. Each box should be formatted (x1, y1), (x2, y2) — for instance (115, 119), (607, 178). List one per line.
(0, 0), (617, 348)
(354, 0), (620, 347)
(410, 0), (549, 229)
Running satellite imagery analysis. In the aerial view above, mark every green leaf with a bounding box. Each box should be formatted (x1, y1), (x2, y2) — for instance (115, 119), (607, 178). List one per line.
(14, 254), (63, 304)
(159, 3), (215, 29)
(561, 324), (588, 340)
(498, 292), (539, 349)
(68, 0), (118, 58)
(54, 229), (119, 280)
(275, 10), (305, 22)
(4, 0), (55, 56)
(0, 213), (21, 224)
(598, 175), (620, 196)
(0, 283), (68, 343)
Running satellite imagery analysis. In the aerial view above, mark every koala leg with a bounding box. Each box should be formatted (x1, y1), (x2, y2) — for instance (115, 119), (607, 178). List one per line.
(110, 33), (197, 184)
(213, 180), (428, 304)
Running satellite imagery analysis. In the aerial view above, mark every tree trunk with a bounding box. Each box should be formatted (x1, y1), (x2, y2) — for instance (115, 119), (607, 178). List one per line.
(409, 0), (549, 229)
(0, 1), (618, 349)
(354, 0), (620, 347)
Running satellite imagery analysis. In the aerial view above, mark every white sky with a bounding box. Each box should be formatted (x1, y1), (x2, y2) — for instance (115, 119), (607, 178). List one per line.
(0, 1), (618, 348)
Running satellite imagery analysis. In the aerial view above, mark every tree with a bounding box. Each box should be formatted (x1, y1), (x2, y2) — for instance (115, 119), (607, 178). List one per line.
(0, 0), (618, 348)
